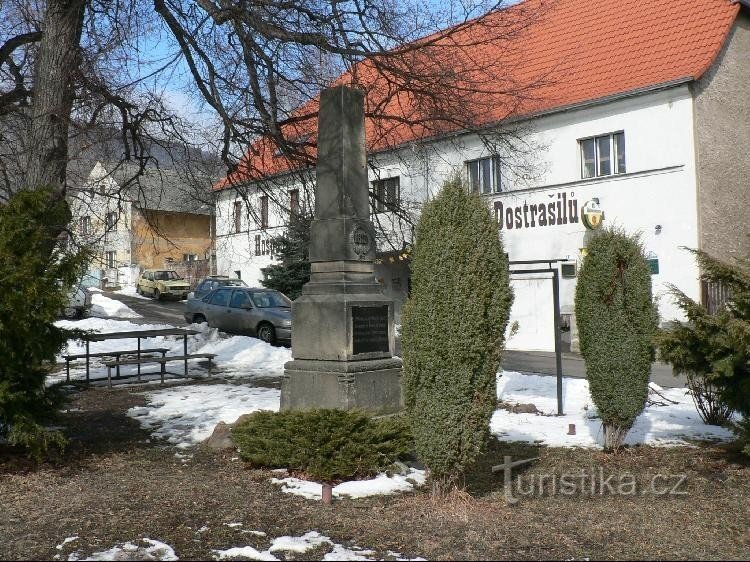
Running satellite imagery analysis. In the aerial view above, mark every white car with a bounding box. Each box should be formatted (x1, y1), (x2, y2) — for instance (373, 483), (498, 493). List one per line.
(62, 284), (92, 319)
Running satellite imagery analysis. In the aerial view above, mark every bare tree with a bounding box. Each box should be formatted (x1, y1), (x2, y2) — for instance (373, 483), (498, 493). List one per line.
(1, 0), (552, 245)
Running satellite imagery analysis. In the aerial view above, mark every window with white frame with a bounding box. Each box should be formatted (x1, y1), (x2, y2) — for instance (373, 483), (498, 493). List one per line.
(466, 155), (502, 194)
(371, 177), (400, 212)
(105, 251), (116, 269)
(580, 132), (626, 179)
(80, 216), (92, 236)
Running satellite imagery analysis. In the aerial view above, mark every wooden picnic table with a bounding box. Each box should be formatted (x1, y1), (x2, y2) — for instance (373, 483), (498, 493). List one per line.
(82, 328), (200, 382)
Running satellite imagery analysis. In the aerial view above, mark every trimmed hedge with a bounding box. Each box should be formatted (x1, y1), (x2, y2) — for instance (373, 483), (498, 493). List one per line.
(231, 409), (412, 481)
(574, 228), (659, 450)
(401, 176), (513, 493)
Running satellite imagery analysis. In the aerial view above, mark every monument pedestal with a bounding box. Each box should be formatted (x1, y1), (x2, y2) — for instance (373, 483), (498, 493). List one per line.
(281, 357), (402, 413)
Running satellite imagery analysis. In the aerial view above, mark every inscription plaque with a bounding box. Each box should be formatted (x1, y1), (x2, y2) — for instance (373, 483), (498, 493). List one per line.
(352, 305), (389, 354)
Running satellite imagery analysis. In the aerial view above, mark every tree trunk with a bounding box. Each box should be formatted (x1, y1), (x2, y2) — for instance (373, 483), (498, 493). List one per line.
(25, 0), (85, 197)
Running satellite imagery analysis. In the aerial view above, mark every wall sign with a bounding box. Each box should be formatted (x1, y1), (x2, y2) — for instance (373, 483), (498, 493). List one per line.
(494, 191), (579, 230)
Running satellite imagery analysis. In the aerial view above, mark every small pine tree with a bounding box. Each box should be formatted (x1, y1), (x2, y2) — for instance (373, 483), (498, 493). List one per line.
(261, 213), (311, 300)
(0, 188), (89, 460)
(574, 228), (659, 451)
(658, 246), (749, 454)
(401, 176), (513, 495)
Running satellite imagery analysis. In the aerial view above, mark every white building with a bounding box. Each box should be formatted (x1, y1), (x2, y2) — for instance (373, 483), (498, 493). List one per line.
(212, 0), (750, 351)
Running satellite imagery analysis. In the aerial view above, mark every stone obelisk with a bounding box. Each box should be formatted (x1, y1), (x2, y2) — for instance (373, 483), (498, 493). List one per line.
(280, 86), (402, 413)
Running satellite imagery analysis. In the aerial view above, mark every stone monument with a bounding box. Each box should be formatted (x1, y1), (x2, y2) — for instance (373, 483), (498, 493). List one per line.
(280, 85), (403, 413)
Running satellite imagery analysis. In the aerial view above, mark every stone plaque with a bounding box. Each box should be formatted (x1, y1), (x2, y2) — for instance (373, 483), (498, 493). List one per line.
(352, 305), (389, 354)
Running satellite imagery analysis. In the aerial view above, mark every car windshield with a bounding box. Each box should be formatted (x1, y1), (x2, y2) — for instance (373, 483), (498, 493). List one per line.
(154, 271), (180, 281)
(220, 279), (247, 287)
(250, 291), (291, 308)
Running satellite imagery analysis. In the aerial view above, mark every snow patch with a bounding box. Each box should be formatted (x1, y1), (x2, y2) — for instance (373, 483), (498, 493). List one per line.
(67, 538), (177, 561)
(89, 293), (141, 319)
(491, 371), (736, 448)
(127, 383), (280, 448)
(270, 468), (426, 500)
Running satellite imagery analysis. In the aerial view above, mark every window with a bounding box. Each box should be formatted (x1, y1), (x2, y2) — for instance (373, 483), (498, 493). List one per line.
(580, 132), (626, 178)
(371, 177), (400, 212)
(106, 251), (116, 269)
(80, 216), (92, 235)
(233, 201), (242, 234)
(466, 156), (502, 194)
(210, 288), (232, 307)
(105, 212), (117, 232)
(255, 235), (261, 255)
(230, 290), (252, 309)
(260, 195), (269, 229)
(289, 189), (300, 223)
(183, 254), (197, 262)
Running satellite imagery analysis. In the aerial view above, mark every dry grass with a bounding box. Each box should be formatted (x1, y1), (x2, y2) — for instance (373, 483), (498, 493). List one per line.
(1, 382), (749, 561)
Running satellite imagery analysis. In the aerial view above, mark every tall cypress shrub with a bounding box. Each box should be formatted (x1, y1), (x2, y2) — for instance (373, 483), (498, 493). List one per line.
(574, 228), (659, 451)
(401, 176), (513, 494)
(0, 188), (89, 459)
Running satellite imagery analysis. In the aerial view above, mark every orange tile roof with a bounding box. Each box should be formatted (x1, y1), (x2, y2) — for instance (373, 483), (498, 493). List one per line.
(216, 0), (740, 189)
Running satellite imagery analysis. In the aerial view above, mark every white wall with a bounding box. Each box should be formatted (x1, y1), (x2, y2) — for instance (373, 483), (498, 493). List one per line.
(215, 86), (701, 329)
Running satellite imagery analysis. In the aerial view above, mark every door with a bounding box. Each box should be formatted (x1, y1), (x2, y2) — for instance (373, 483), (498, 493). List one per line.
(226, 289), (257, 335)
(204, 287), (233, 330)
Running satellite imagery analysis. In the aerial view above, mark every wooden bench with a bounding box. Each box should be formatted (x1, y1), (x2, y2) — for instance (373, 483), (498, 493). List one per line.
(102, 353), (217, 387)
(64, 348), (170, 382)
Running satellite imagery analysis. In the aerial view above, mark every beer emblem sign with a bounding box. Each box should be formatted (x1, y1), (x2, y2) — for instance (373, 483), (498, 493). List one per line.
(581, 199), (604, 230)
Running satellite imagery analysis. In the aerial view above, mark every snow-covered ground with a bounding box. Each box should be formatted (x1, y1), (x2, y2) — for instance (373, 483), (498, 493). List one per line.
(113, 285), (151, 300)
(51, 317), (291, 384)
(127, 383), (280, 448)
(491, 371), (735, 447)
(89, 292), (142, 319)
(59, 532), (424, 561)
(270, 469), (427, 500)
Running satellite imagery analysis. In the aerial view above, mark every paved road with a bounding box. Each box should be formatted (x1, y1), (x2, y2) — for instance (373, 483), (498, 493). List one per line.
(503, 350), (686, 388)
(103, 290), (686, 388)
(106, 291), (189, 327)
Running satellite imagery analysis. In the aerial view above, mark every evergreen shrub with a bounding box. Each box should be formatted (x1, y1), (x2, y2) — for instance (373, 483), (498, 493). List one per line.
(658, 246), (750, 453)
(574, 228), (659, 450)
(400, 176), (513, 493)
(0, 188), (89, 459)
(261, 213), (311, 300)
(231, 409), (413, 481)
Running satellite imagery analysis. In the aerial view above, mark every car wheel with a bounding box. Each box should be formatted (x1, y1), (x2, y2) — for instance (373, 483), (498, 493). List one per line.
(136, 285), (143, 295)
(257, 323), (276, 345)
(154, 289), (161, 300)
(193, 314), (207, 324)
(62, 306), (78, 319)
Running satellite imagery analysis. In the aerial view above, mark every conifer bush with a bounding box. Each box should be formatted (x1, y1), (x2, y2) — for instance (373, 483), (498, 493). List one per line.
(658, 246), (749, 454)
(231, 409), (412, 481)
(0, 188), (89, 460)
(400, 176), (513, 494)
(261, 214), (311, 300)
(574, 228), (659, 451)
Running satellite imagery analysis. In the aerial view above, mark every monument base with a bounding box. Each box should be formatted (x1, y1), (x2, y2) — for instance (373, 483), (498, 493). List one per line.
(281, 358), (403, 413)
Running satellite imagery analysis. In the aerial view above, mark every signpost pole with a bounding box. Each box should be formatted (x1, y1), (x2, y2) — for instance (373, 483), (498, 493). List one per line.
(552, 268), (564, 415)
